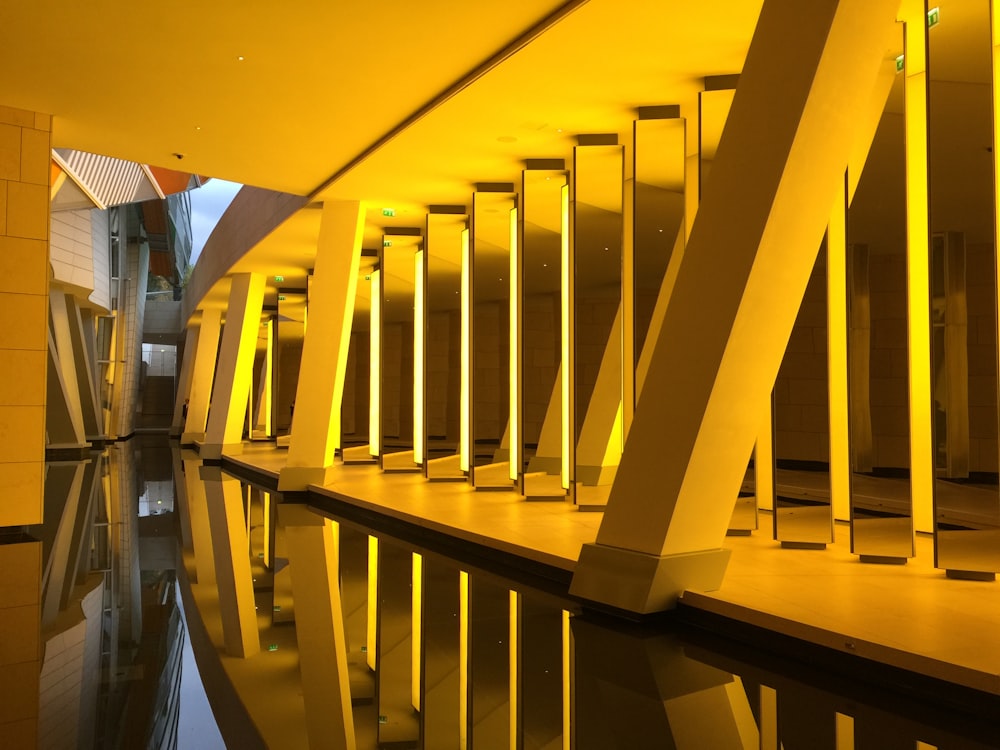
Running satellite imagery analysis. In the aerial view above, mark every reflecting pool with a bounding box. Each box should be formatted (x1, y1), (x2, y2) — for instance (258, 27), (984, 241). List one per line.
(29, 436), (1000, 748)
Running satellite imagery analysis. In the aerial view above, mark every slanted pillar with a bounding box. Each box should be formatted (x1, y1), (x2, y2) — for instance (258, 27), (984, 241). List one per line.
(280, 506), (356, 749)
(182, 308), (221, 444)
(201, 465), (259, 658)
(570, 0), (901, 614)
(183, 456), (215, 585)
(203, 273), (265, 460)
(279, 201), (364, 490)
(171, 325), (199, 437)
(48, 290), (88, 450)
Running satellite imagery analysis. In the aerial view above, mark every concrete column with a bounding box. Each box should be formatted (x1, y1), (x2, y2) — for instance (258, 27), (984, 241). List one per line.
(182, 308), (221, 444)
(201, 465), (259, 658)
(0, 104), (50, 528)
(203, 273), (265, 460)
(171, 324), (199, 436)
(576, 304), (623, 486)
(280, 506), (356, 749)
(570, 0), (901, 614)
(64, 295), (102, 440)
(279, 201), (364, 490)
(49, 290), (88, 448)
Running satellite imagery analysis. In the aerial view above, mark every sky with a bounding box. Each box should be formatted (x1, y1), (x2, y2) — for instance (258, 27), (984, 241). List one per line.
(189, 178), (243, 266)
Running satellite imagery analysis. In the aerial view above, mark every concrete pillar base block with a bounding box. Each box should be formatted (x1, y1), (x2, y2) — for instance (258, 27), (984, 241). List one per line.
(200, 442), (243, 461)
(278, 464), (337, 492)
(570, 544), (730, 615)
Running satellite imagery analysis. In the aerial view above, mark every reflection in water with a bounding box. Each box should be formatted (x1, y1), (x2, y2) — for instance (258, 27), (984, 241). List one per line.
(34, 435), (999, 747)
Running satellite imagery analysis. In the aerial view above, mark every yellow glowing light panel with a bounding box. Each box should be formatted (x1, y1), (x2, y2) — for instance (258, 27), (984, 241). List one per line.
(562, 610), (570, 750)
(903, 4), (934, 532)
(509, 589), (518, 750)
(460, 229), (471, 472)
(560, 185), (571, 488)
(459, 571), (469, 750)
(827, 193), (850, 521)
(370, 270), (381, 458)
(414, 249), (425, 465)
(367, 534), (378, 671)
(510, 207), (520, 482)
(412, 552), (422, 711)
(264, 319), (273, 435)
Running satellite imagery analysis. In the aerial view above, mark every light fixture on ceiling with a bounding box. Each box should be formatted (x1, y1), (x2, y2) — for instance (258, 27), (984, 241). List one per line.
(237, 55), (246, 61)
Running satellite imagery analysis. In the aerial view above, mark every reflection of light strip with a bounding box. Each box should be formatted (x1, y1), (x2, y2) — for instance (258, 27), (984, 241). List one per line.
(562, 610), (570, 750)
(415, 250), (425, 465)
(370, 270), (381, 457)
(903, 10), (933, 532)
(509, 590), (518, 750)
(510, 207), (519, 482)
(264, 319), (273, 436)
(760, 685), (777, 750)
(827, 194), (850, 522)
(835, 712), (854, 750)
(367, 535), (378, 671)
(459, 571), (469, 750)
(560, 185), (571, 489)
(460, 229), (471, 473)
(412, 552), (422, 711)
(262, 491), (271, 568)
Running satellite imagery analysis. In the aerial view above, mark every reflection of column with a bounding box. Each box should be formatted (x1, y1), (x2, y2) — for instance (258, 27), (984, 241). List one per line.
(280, 506), (355, 750)
(200, 465), (259, 657)
(280, 201), (364, 490)
(573, 618), (751, 749)
(576, 304), (623, 486)
(0, 540), (41, 746)
(203, 273), (265, 460)
(182, 309), (221, 444)
(571, 0), (901, 614)
(183, 457), (215, 584)
(172, 445), (193, 554)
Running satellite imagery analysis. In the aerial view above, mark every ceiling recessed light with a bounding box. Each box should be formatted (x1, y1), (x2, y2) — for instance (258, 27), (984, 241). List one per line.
(237, 55), (245, 61)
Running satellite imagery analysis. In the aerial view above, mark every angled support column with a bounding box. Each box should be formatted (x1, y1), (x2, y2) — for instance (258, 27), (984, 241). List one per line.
(279, 201), (364, 490)
(570, 0), (902, 614)
(201, 465), (259, 658)
(183, 456), (215, 585)
(280, 506), (356, 749)
(49, 290), (89, 450)
(182, 308), (221, 444)
(171, 325), (199, 437)
(203, 273), (265, 460)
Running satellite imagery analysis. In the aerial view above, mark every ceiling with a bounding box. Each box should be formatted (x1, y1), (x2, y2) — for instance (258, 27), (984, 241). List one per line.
(0, 0), (768, 321)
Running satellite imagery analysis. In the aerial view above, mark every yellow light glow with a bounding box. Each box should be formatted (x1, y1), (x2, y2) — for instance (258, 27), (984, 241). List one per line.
(835, 712), (855, 750)
(264, 319), (273, 436)
(262, 491), (271, 568)
(459, 571), (469, 750)
(367, 534), (378, 671)
(412, 552), (422, 711)
(561, 610), (570, 750)
(509, 589), (518, 750)
(993, 0), (1000, 502)
(755, 405), (775, 511)
(903, 8), (934, 533)
(510, 207), (520, 482)
(370, 270), (381, 458)
(415, 249), (425, 466)
(460, 229), (471, 473)
(560, 185), (571, 489)
(827, 191), (850, 522)
(760, 685), (777, 750)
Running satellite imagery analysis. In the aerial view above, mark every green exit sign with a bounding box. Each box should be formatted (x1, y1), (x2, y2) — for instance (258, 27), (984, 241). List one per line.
(382, 208), (395, 217)
(927, 7), (939, 27)
(383, 240), (392, 248)
(896, 54), (904, 72)
(274, 275), (284, 282)
(278, 295), (286, 301)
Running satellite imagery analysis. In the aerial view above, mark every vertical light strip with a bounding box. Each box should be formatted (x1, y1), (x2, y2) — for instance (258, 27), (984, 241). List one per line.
(561, 610), (570, 750)
(264, 319), (273, 435)
(835, 712), (855, 750)
(759, 685), (778, 750)
(560, 185), (571, 489)
(367, 534), (378, 671)
(412, 552), (422, 712)
(460, 229), (471, 472)
(508, 590), (518, 750)
(510, 207), (520, 482)
(459, 571), (469, 750)
(991, 0), (1000, 491)
(903, 2), (935, 533)
(415, 249), (425, 465)
(827, 185), (851, 522)
(370, 270), (382, 458)
(262, 491), (271, 568)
